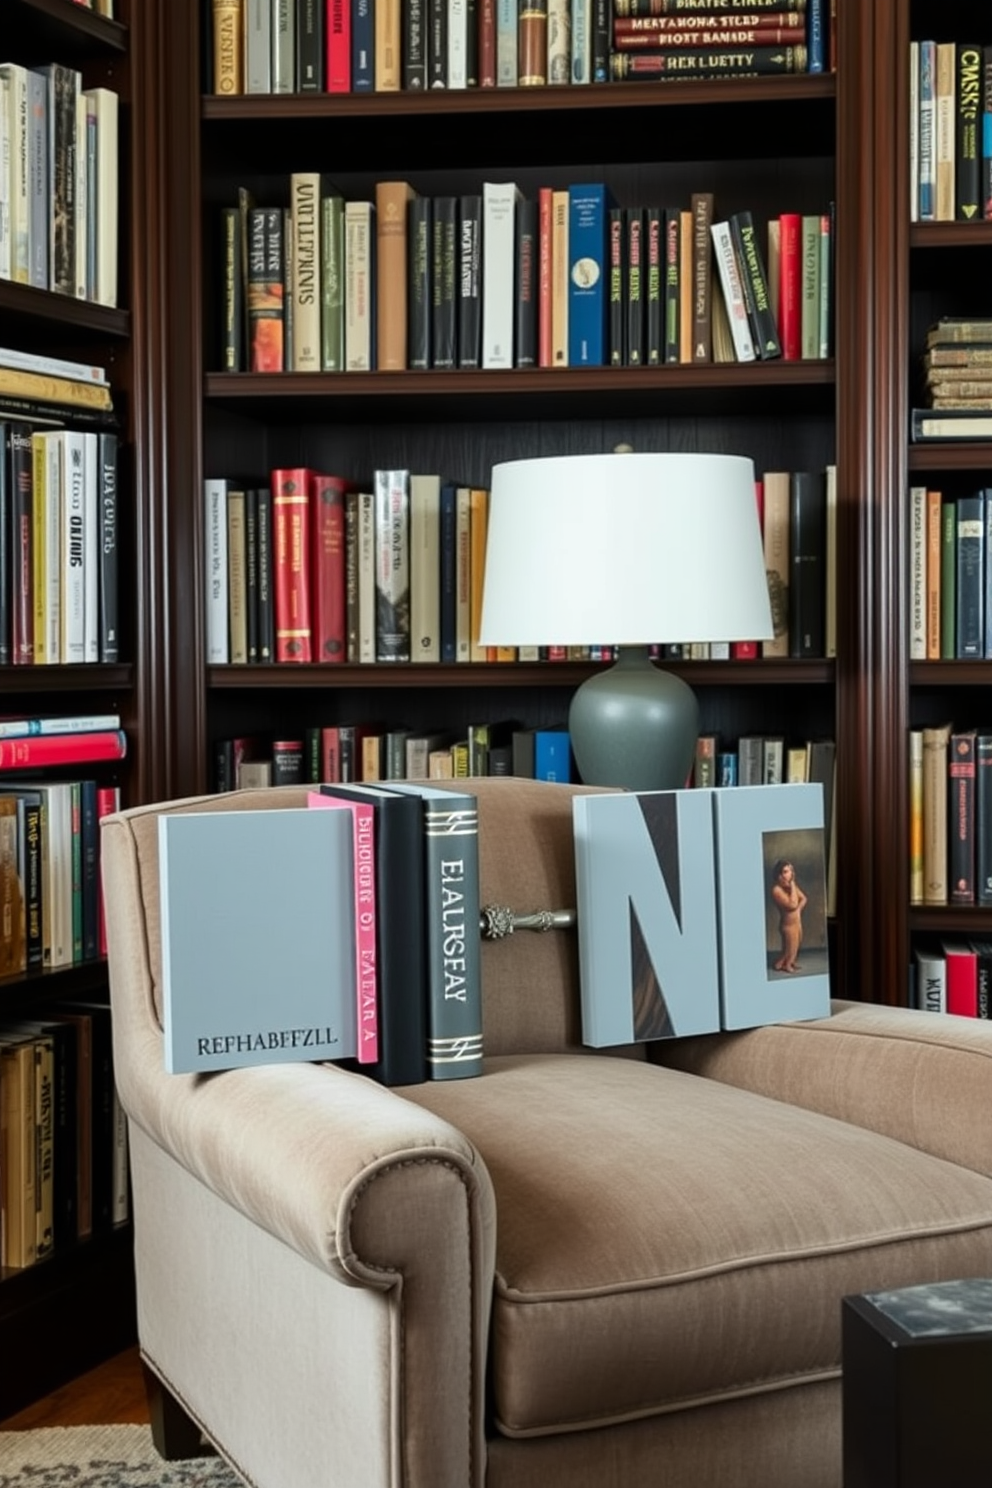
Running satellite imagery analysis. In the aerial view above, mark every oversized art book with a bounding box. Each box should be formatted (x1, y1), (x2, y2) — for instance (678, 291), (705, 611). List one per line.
(158, 807), (360, 1074)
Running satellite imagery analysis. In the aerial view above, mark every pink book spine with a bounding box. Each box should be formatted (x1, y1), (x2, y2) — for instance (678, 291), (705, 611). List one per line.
(308, 792), (378, 1062)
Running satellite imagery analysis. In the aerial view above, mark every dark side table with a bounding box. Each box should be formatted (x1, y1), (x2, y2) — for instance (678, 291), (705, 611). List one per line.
(842, 1277), (992, 1488)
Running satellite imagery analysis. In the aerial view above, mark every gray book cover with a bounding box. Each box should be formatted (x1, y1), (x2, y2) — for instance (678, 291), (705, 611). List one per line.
(572, 790), (722, 1048)
(712, 783), (831, 1030)
(159, 808), (358, 1074)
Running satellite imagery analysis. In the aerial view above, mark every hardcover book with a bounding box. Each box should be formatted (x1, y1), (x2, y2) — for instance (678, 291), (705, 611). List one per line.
(158, 808), (360, 1074)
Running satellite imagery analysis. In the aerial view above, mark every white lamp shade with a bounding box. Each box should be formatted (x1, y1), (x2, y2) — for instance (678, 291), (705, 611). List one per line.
(479, 452), (774, 647)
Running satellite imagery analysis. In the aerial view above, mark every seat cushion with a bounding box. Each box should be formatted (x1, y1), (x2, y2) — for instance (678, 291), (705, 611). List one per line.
(401, 1053), (992, 1439)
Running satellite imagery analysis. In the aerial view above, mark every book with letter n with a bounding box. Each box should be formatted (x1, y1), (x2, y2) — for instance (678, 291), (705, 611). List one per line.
(158, 808), (362, 1074)
(573, 789), (722, 1047)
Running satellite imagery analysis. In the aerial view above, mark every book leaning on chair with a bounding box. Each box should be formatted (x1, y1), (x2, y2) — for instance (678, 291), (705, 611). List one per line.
(158, 807), (376, 1074)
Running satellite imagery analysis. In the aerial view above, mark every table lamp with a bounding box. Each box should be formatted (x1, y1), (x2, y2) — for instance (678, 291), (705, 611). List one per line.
(478, 451), (774, 792)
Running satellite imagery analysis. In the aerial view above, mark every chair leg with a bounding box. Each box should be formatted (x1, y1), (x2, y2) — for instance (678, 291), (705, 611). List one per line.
(142, 1363), (216, 1461)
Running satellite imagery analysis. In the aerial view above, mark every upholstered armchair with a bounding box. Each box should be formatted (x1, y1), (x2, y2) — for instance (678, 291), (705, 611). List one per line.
(101, 776), (992, 1488)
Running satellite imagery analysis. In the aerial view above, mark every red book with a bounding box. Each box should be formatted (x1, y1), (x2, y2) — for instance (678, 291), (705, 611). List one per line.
(478, 0), (497, 85)
(538, 186), (554, 369)
(731, 477), (765, 660)
(942, 940), (978, 1017)
(326, 0), (351, 90)
(308, 791), (378, 1063)
(272, 467), (313, 663)
(96, 785), (120, 958)
(320, 725), (341, 783)
(778, 212), (802, 362)
(310, 472), (352, 663)
(0, 730), (127, 770)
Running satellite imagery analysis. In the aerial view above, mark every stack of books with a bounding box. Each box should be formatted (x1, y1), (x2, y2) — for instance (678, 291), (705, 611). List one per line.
(911, 320), (992, 441)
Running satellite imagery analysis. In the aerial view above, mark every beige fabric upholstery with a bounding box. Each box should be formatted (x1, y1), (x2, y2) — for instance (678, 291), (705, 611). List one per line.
(101, 777), (992, 1488)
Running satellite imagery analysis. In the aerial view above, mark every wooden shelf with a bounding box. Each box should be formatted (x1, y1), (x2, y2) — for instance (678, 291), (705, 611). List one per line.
(909, 906), (992, 933)
(205, 362), (836, 424)
(10, 0), (126, 61)
(910, 661), (992, 686)
(0, 665), (132, 693)
(208, 660), (834, 691)
(908, 442), (992, 471)
(909, 221), (992, 249)
(0, 279), (129, 342)
(0, 959), (112, 1014)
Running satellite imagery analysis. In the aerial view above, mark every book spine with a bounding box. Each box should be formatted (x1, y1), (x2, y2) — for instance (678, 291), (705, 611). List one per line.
(710, 219), (755, 362)
(297, 0), (325, 88)
(376, 180), (414, 371)
(913, 946), (946, 1013)
(309, 794), (378, 1062)
(800, 213), (820, 359)
(935, 42), (956, 223)
(212, 0), (244, 91)
(457, 194), (483, 369)
(310, 474), (348, 662)
(479, 0), (497, 84)
(373, 468), (411, 662)
(421, 792), (483, 1078)
(272, 467), (313, 662)
(909, 728), (924, 905)
(978, 734), (992, 905)
(761, 469), (790, 657)
(984, 47), (992, 220)
(81, 432), (98, 663)
(956, 44), (981, 221)
(482, 182), (519, 369)
(942, 942), (978, 1016)
(455, 486), (471, 661)
(245, 0), (272, 91)
(327, 0), (353, 88)
(375, 0), (403, 87)
(612, 19), (804, 43)
(272, 0), (296, 90)
(550, 187), (569, 367)
(344, 200), (374, 371)
(567, 183), (608, 367)
(608, 206), (625, 366)
(918, 39), (936, 221)
(407, 194), (432, 370)
(439, 481), (458, 663)
(538, 186), (554, 366)
(663, 205), (679, 363)
(609, 44), (807, 78)
(731, 208), (781, 358)
(319, 193), (345, 371)
(431, 195), (457, 369)
(940, 496), (956, 657)
(689, 190), (713, 362)
(805, 0), (823, 72)
(227, 485), (247, 664)
(291, 173), (321, 371)
(410, 473), (441, 662)
(0, 713), (120, 738)
(204, 478), (230, 664)
(955, 492), (985, 658)
(571, 0), (591, 81)
(352, 0), (374, 87)
(514, 194), (538, 369)
(908, 484), (926, 660)
(592, 0), (610, 78)
(255, 483), (274, 663)
(517, 0), (545, 81)
(27, 70), (48, 290)
(923, 724), (951, 904)
(248, 207), (283, 372)
(948, 731), (977, 905)
(625, 205), (644, 366)
(96, 432), (118, 662)
(220, 206), (243, 370)
(548, 0), (570, 80)
(0, 730), (127, 768)
(448, 0), (469, 85)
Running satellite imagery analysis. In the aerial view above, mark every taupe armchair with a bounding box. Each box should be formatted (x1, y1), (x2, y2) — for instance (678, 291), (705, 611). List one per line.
(102, 776), (992, 1488)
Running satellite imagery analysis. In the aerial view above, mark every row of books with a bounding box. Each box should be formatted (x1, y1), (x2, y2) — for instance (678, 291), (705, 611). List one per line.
(909, 40), (992, 225)
(0, 62), (118, 307)
(205, 461), (835, 669)
(920, 320), (992, 409)
(160, 780), (484, 1085)
(214, 721), (576, 788)
(910, 724), (992, 908)
(1, 1003), (127, 1270)
(0, 772), (122, 977)
(210, 0), (828, 97)
(0, 420), (120, 667)
(912, 940), (992, 1018)
(227, 176), (835, 374)
(908, 487), (992, 660)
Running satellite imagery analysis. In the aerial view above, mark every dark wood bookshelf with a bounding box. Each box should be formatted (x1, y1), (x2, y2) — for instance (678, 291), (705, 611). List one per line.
(11, 0), (126, 59)
(208, 660), (835, 691)
(908, 443), (992, 471)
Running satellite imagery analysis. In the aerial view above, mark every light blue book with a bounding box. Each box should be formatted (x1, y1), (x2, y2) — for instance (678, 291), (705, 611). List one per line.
(712, 783), (831, 1030)
(573, 790), (722, 1048)
(534, 729), (574, 782)
(158, 808), (359, 1074)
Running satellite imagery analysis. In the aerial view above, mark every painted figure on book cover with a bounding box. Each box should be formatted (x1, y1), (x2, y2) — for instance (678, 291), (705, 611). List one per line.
(763, 829), (827, 981)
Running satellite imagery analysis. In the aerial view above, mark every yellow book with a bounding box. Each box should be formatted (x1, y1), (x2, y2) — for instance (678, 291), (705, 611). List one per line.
(0, 366), (112, 410)
(926, 488), (942, 660)
(922, 722), (952, 905)
(374, 0), (401, 90)
(469, 486), (488, 662)
(212, 0), (244, 95)
(1, 1035), (37, 1268)
(375, 181), (415, 372)
(551, 189), (569, 369)
(679, 209), (693, 363)
(909, 729), (924, 905)
(761, 471), (791, 658)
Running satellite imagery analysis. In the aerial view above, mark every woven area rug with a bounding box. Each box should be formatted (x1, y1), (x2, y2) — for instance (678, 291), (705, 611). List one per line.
(0, 1426), (244, 1487)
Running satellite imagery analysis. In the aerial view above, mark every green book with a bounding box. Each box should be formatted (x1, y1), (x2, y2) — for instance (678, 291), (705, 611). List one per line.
(320, 192), (345, 372)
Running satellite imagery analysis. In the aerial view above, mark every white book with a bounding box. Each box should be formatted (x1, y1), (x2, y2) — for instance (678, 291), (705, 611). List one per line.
(710, 221), (756, 363)
(59, 430), (86, 664)
(547, 0), (570, 83)
(26, 69), (47, 289)
(908, 41), (919, 224)
(909, 484), (927, 660)
(83, 87), (118, 307)
(74, 85), (88, 298)
(290, 171), (322, 370)
(82, 432), (99, 662)
(0, 342), (107, 384)
(245, 0), (273, 93)
(913, 944), (946, 1013)
(496, 0), (517, 84)
(345, 199), (374, 371)
(158, 808), (359, 1074)
(481, 181), (520, 370)
(0, 63), (29, 283)
(40, 430), (62, 664)
(271, 0), (296, 92)
(373, 468), (411, 662)
(447, 0), (468, 87)
(571, 0), (590, 83)
(455, 485), (471, 661)
(357, 488), (376, 662)
(410, 472), (441, 662)
(0, 71), (9, 279)
(204, 477), (230, 664)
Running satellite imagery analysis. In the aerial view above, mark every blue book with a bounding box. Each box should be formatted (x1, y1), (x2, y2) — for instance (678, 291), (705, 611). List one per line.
(534, 729), (575, 782)
(352, 0), (374, 89)
(805, 0), (825, 74)
(955, 492), (985, 658)
(158, 808), (360, 1074)
(717, 752), (738, 788)
(984, 491), (992, 658)
(919, 40), (936, 221)
(567, 183), (612, 367)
